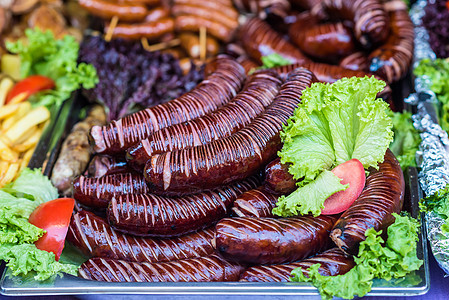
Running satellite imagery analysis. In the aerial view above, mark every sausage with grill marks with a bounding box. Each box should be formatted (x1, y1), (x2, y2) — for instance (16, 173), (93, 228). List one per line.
(330, 149), (405, 255)
(320, 0), (390, 49)
(172, 4), (239, 30)
(73, 173), (149, 209)
(173, 0), (239, 20)
(239, 248), (355, 282)
(264, 157), (296, 195)
(144, 68), (315, 195)
(214, 215), (336, 265)
(239, 17), (310, 64)
(104, 18), (175, 41)
(87, 155), (133, 178)
(89, 56), (245, 155)
(144, 6), (170, 23)
(339, 51), (369, 71)
(231, 187), (278, 218)
(107, 176), (261, 237)
(368, 1), (414, 84)
(67, 210), (215, 263)
(126, 70), (282, 170)
(78, 0), (148, 22)
(175, 15), (235, 43)
(79, 254), (244, 282)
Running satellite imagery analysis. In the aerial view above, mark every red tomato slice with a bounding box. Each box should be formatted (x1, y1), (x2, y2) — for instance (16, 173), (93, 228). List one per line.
(28, 198), (75, 261)
(5, 75), (55, 104)
(321, 159), (366, 215)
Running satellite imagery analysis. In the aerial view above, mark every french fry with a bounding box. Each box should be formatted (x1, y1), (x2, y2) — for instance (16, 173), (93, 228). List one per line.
(12, 126), (37, 146)
(0, 138), (18, 163)
(3, 106), (50, 144)
(0, 77), (14, 108)
(18, 147), (35, 175)
(1, 102), (31, 131)
(0, 163), (19, 187)
(0, 161), (8, 179)
(13, 128), (42, 152)
(0, 103), (20, 119)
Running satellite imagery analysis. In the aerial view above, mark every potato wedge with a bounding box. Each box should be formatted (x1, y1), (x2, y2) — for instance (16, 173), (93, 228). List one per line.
(3, 106), (50, 144)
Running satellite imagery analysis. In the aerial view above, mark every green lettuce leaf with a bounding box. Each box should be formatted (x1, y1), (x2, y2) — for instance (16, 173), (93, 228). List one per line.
(389, 111), (420, 170)
(260, 53), (292, 69)
(279, 76), (393, 185)
(273, 170), (348, 217)
(291, 214), (423, 300)
(420, 184), (449, 233)
(6, 29), (98, 108)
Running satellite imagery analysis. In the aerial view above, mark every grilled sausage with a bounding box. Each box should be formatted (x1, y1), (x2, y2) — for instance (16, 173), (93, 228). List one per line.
(232, 0), (290, 17)
(264, 157), (296, 195)
(116, 0), (160, 6)
(175, 15), (235, 42)
(239, 248), (355, 282)
(320, 0), (390, 49)
(172, 4), (239, 30)
(73, 173), (149, 209)
(89, 56), (245, 155)
(339, 51), (369, 71)
(144, 6), (170, 23)
(237, 56), (259, 74)
(368, 1), (414, 84)
(67, 210), (215, 263)
(239, 17), (310, 64)
(330, 149), (405, 255)
(78, 0), (148, 22)
(104, 18), (174, 40)
(126, 70), (282, 170)
(79, 254), (244, 282)
(214, 215), (336, 265)
(174, 0), (239, 20)
(87, 155), (132, 178)
(107, 176), (261, 237)
(179, 33), (219, 59)
(289, 22), (356, 62)
(289, 0), (321, 10)
(231, 187), (278, 218)
(144, 68), (315, 195)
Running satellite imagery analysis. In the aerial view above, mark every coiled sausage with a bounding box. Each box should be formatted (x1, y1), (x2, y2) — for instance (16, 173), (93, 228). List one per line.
(143, 68), (315, 195)
(330, 149), (405, 255)
(231, 187), (278, 218)
(339, 52), (369, 71)
(264, 157), (296, 195)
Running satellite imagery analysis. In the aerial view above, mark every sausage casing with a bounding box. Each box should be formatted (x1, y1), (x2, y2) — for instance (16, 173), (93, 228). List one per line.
(67, 210), (215, 263)
(239, 248), (355, 282)
(264, 157), (296, 195)
(144, 68), (315, 195)
(330, 149), (405, 255)
(175, 15), (235, 42)
(172, 4), (239, 30)
(107, 176), (261, 237)
(104, 18), (174, 41)
(339, 51), (369, 71)
(78, 0), (148, 22)
(87, 155), (132, 178)
(79, 254), (244, 282)
(215, 215), (336, 265)
(231, 187), (278, 218)
(73, 173), (149, 209)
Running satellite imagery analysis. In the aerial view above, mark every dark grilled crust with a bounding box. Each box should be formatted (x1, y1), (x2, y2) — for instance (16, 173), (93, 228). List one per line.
(215, 215), (336, 265)
(144, 68), (315, 195)
(79, 254), (245, 282)
(231, 187), (278, 218)
(87, 155), (132, 178)
(73, 173), (149, 209)
(339, 52), (370, 71)
(330, 149), (405, 255)
(126, 70), (282, 170)
(264, 157), (297, 195)
(89, 56), (245, 155)
(107, 176), (261, 237)
(239, 248), (355, 282)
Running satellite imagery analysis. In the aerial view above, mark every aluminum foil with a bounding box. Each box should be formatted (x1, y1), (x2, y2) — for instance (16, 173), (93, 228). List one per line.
(410, 0), (449, 275)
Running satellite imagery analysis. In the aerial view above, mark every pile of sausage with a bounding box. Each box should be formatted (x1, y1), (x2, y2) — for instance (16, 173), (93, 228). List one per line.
(67, 56), (405, 283)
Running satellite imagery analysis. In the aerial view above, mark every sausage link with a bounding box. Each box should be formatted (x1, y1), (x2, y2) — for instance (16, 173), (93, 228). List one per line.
(330, 149), (405, 255)
(79, 254), (244, 282)
(175, 16), (235, 42)
(232, 0), (290, 18)
(117, 0), (160, 5)
(172, 4), (239, 30)
(144, 68), (315, 195)
(289, 0), (321, 10)
(339, 51), (369, 71)
(104, 18), (174, 40)
(215, 215), (336, 265)
(89, 56), (245, 155)
(107, 176), (261, 237)
(321, 0), (390, 49)
(231, 187), (278, 218)
(144, 6), (170, 23)
(174, 0), (239, 20)
(126, 70), (282, 170)
(368, 1), (414, 84)
(87, 155), (133, 178)
(239, 248), (355, 282)
(67, 210), (215, 263)
(78, 0), (148, 22)
(239, 17), (310, 64)
(289, 22), (356, 62)
(73, 173), (149, 209)
(264, 157), (296, 195)
(179, 33), (219, 59)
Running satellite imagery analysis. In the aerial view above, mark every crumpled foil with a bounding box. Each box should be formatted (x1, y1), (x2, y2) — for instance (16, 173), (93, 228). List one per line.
(410, 0), (449, 276)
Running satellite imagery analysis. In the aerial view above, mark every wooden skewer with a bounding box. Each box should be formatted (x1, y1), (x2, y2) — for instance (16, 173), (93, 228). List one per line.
(105, 15), (119, 42)
(199, 26), (207, 62)
(141, 38), (181, 52)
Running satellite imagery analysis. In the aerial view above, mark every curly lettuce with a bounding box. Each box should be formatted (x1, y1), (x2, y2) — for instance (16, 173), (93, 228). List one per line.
(291, 214), (423, 300)
(420, 184), (449, 232)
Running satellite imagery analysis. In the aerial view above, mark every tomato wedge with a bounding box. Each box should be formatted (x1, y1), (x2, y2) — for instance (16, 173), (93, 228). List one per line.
(28, 198), (75, 261)
(5, 75), (55, 104)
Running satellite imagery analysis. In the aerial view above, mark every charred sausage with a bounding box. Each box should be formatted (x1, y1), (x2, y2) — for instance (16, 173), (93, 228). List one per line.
(264, 157), (296, 195)
(239, 17), (310, 64)
(330, 149), (405, 255)
(107, 176), (261, 237)
(79, 254), (244, 282)
(175, 15), (235, 42)
(89, 56), (245, 155)
(73, 173), (149, 209)
(143, 68), (315, 195)
(214, 215), (336, 265)
(231, 187), (278, 218)
(239, 248), (355, 282)
(104, 18), (174, 40)
(87, 155), (133, 178)
(320, 0), (390, 49)
(67, 210), (215, 263)
(126, 70), (282, 170)
(368, 1), (414, 84)
(78, 0), (148, 22)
